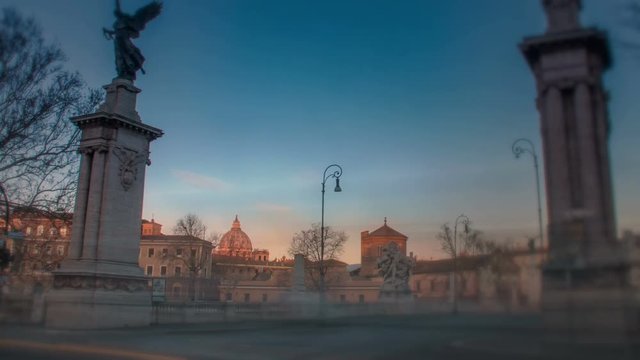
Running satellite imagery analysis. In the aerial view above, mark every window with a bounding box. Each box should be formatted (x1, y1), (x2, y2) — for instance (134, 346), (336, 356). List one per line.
(26, 227), (32, 235)
(148, 248), (154, 257)
(162, 248), (168, 256)
(244, 293), (250, 303)
(172, 285), (181, 297)
(415, 280), (421, 291)
(202, 268), (207, 277)
(56, 245), (64, 256)
(45, 245), (52, 255)
(49, 228), (57, 236)
(37, 225), (44, 236)
(358, 294), (365, 304)
(262, 293), (268, 303)
(340, 294), (346, 303)
(175, 266), (182, 277)
(226, 293), (232, 301)
(176, 248), (183, 256)
(146, 265), (153, 276)
(60, 227), (68, 237)
(191, 249), (197, 257)
(32, 246), (39, 255)
(430, 279), (436, 291)
(160, 266), (167, 276)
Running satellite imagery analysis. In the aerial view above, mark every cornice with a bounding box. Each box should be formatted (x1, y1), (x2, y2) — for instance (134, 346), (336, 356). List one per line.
(71, 111), (164, 140)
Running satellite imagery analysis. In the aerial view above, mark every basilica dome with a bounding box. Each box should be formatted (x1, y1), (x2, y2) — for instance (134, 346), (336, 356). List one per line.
(215, 215), (253, 258)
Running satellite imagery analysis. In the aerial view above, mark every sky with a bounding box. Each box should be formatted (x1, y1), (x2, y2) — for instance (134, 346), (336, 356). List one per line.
(2, 0), (639, 263)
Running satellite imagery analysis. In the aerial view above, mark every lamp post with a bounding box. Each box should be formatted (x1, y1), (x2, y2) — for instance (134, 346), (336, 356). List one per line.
(511, 138), (544, 251)
(320, 164), (342, 301)
(452, 214), (469, 315)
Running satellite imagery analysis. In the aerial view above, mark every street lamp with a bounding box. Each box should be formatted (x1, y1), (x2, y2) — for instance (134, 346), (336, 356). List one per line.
(452, 214), (469, 315)
(511, 138), (544, 252)
(320, 164), (342, 300)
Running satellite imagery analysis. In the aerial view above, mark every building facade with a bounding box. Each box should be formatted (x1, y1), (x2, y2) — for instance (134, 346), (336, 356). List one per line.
(0, 207), (72, 274)
(138, 220), (216, 302)
(360, 219), (408, 277)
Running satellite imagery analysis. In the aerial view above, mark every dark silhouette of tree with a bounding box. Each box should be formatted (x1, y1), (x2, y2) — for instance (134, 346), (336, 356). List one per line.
(170, 213), (213, 301)
(288, 223), (347, 292)
(172, 213), (207, 239)
(0, 8), (101, 215)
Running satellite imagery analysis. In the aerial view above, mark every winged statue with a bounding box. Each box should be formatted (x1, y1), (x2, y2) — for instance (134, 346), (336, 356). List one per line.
(103, 0), (162, 81)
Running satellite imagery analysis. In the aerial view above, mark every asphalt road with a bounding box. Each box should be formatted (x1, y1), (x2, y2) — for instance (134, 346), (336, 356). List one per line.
(0, 314), (638, 360)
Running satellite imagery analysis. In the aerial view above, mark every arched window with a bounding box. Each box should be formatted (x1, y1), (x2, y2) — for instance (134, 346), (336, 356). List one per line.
(49, 228), (57, 236)
(60, 227), (68, 237)
(26, 227), (32, 235)
(36, 225), (44, 236)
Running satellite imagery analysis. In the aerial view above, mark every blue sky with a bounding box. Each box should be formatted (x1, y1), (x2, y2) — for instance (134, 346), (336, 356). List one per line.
(3, 0), (639, 263)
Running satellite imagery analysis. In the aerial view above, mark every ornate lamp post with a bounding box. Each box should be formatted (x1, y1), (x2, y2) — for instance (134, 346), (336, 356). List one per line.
(452, 214), (469, 315)
(320, 164), (342, 300)
(511, 138), (544, 251)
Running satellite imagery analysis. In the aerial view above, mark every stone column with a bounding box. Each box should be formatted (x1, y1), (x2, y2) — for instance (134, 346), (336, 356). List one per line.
(45, 78), (163, 329)
(520, 0), (636, 338)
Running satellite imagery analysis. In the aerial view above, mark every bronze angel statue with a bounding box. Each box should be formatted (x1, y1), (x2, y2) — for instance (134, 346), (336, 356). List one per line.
(103, 0), (162, 81)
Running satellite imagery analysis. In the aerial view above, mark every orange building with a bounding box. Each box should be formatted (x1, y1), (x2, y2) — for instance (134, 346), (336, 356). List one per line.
(1, 206), (72, 273)
(360, 218), (408, 277)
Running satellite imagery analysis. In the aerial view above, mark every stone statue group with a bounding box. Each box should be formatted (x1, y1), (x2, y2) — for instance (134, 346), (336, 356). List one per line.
(377, 242), (414, 296)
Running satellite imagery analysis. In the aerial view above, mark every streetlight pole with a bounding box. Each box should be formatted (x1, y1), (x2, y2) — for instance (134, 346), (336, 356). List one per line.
(320, 164), (342, 301)
(512, 138), (544, 252)
(452, 214), (469, 315)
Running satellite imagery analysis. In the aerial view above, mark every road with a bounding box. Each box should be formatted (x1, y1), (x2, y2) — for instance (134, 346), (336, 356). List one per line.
(0, 314), (637, 359)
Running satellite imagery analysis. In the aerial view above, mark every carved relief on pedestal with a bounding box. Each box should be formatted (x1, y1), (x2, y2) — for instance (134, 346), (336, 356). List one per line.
(113, 146), (150, 191)
(53, 275), (148, 292)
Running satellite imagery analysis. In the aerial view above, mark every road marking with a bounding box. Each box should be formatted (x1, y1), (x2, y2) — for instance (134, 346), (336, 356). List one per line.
(0, 339), (186, 360)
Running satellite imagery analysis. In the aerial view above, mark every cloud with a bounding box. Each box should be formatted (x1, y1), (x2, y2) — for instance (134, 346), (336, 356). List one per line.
(172, 170), (230, 191)
(255, 202), (291, 213)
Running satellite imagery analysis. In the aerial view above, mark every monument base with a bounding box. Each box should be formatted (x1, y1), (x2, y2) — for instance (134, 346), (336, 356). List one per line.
(542, 263), (639, 343)
(45, 269), (151, 329)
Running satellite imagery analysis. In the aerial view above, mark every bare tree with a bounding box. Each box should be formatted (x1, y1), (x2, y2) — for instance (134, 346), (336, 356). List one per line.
(206, 231), (220, 249)
(288, 223), (347, 292)
(172, 213), (207, 239)
(168, 238), (211, 302)
(0, 8), (102, 215)
(437, 219), (518, 309)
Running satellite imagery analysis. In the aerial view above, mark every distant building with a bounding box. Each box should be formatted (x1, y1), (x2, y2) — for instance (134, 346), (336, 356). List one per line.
(360, 218), (408, 277)
(138, 219), (216, 302)
(0, 206), (72, 274)
(214, 215), (269, 261)
(141, 218), (162, 236)
(411, 249), (544, 310)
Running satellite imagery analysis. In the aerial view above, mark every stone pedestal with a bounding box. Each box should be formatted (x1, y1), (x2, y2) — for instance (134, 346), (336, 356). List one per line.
(45, 78), (163, 329)
(520, 0), (639, 339)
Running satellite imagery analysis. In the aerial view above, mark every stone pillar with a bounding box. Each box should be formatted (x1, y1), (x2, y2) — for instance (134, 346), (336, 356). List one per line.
(520, 0), (637, 338)
(293, 254), (306, 293)
(45, 78), (163, 329)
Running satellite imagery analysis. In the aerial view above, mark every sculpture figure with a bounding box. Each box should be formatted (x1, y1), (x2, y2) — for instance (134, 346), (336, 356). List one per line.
(103, 0), (162, 80)
(377, 242), (414, 294)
